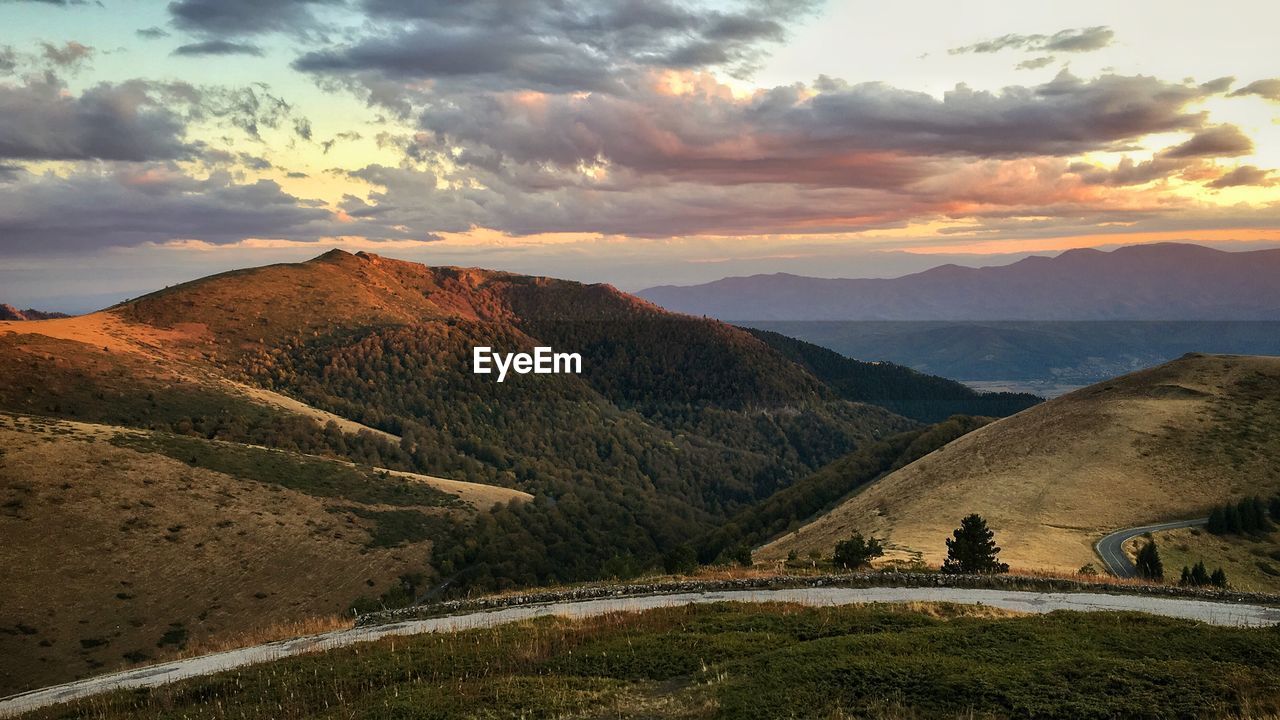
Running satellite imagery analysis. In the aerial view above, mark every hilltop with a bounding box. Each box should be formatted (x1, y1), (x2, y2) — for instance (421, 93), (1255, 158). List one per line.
(3, 250), (979, 693)
(639, 243), (1280, 320)
(759, 353), (1280, 571)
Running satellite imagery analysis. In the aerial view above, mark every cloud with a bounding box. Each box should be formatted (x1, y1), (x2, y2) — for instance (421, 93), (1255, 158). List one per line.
(0, 166), (336, 253)
(1229, 78), (1280, 101)
(0, 46), (16, 75)
(41, 40), (93, 69)
(1207, 165), (1275, 189)
(413, 71), (1218, 194)
(168, 0), (339, 37)
(1163, 124), (1252, 158)
(136, 26), (170, 39)
(0, 75), (191, 161)
(172, 40), (264, 57)
(1016, 56), (1055, 71)
(950, 26), (1114, 55)
(294, 0), (817, 93)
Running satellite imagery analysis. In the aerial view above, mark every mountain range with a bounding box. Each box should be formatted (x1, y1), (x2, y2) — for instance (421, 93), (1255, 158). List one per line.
(639, 243), (1280, 321)
(0, 250), (1028, 693)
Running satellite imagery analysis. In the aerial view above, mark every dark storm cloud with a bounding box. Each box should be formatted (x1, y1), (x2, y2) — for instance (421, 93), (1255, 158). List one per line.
(0, 167), (335, 253)
(1229, 78), (1280, 101)
(294, 0), (817, 92)
(0, 75), (191, 161)
(1207, 165), (1274, 189)
(172, 40), (264, 57)
(950, 26), (1114, 55)
(1163, 124), (1252, 158)
(168, 0), (342, 37)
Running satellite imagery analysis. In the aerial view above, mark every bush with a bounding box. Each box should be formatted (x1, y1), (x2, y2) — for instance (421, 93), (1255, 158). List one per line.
(833, 531), (884, 570)
(663, 544), (699, 575)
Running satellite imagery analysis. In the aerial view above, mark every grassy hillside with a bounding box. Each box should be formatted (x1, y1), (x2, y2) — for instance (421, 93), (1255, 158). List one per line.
(1, 251), (914, 621)
(747, 328), (1042, 422)
(18, 602), (1280, 720)
(699, 416), (993, 561)
(0, 414), (515, 695)
(760, 354), (1280, 572)
(96, 251), (915, 592)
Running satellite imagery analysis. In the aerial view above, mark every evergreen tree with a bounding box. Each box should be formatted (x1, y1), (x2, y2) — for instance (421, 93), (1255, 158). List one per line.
(1179, 566), (1193, 586)
(1210, 567), (1228, 588)
(1225, 504), (1244, 534)
(941, 514), (1009, 574)
(1191, 561), (1210, 586)
(1207, 506), (1227, 535)
(1270, 496), (1280, 523)
(833, 531), (885, 570)
(1134, 539), (1164, 580)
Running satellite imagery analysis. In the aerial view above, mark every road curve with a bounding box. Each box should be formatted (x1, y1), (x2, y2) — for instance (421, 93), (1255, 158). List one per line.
(4, 585), (1278, 718)
(1095, 517), (1209, 578)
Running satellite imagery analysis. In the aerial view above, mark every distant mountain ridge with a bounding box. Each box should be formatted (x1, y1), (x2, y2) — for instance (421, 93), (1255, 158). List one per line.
(639, 243), (1280, 320)
(0, 304), (69, 321)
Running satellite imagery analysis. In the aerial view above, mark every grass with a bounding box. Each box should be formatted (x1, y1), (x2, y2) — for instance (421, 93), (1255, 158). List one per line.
(1154, 527), (1280, 593)
(111, 432), (461, 509)
(18, 602), (1280, 720)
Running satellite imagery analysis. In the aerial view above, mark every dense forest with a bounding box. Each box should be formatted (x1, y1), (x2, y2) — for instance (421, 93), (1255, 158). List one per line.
(4, 254), (1016, 596)
(747, 329), (1042, 422)
(245, 316), (913, 591)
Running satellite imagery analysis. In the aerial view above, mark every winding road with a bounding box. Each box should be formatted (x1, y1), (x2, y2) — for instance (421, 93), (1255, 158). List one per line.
(1095, 517), (1209, 577)
(4, 584), (1279, 717)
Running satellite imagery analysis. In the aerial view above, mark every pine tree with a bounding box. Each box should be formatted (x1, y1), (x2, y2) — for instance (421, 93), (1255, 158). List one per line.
(1191, 561), (1210, 586)
(1134, 540), (1164, 580)
(941, 514), (1009, 574)
(834, 531), (885, 570)
(1210, 567), (1228, 588)
(1270, 496), (1280, 523)
(1207, 506), (1227, 535)
(1225, 504), (1244, 534)
(1179, 566), (1193, 586)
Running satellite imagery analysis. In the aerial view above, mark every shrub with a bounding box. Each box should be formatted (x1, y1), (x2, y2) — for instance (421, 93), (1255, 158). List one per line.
(833, 531), (884, 570)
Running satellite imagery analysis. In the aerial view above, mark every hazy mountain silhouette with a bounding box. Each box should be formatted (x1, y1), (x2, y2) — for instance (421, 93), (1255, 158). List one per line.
(639, 243), (1280, 320)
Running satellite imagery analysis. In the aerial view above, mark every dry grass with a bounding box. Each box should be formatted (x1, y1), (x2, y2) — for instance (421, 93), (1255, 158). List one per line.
(176, 614), (355, 658)
(761, 354), (1280, 572)
(0, 416), (434, 696)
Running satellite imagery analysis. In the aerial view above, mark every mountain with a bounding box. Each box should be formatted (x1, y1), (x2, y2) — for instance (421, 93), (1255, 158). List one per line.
(0, 304), (70, 321)
(639, 243), (1280, 320)
(758, 353), (1280, 572)
(741, 320), (1280, 387)
(747, 328), (1042, 421)
(3, 250), (946, 692)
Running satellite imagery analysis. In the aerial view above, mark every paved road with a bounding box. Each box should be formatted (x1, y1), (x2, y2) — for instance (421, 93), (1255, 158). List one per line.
(4, 585), (1278, 717)
(1096, 517), (1209, 577)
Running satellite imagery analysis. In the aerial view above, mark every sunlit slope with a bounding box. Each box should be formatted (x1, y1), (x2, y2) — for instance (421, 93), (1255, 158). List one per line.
(760, 354), (1280, 571)
(0, 414), (491, 695)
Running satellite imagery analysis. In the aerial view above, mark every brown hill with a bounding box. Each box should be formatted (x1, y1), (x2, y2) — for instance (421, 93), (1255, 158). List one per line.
(758, 354), (1280, 571)
(0, 304), (70, 321)
(0, 250), (913, 693)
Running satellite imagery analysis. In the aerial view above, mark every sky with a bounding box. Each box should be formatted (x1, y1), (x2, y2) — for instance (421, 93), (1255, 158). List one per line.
(1, 0), (1279, 312)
